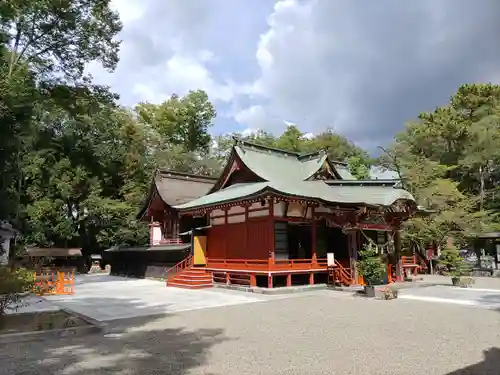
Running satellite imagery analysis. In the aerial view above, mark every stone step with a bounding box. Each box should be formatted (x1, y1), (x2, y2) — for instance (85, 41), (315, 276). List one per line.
(167, 281), (213, 289)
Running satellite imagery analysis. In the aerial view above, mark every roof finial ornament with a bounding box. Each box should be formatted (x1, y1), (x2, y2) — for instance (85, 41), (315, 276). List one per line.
(232, 135), (241, 145)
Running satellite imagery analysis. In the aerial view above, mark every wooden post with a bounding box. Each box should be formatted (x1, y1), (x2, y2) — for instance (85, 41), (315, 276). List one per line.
(348, 231), (359, 284)
(286, 273), (292, 287)
(250, 274), (256, 287)
(394, 230), (403, 281)
(309, 272), (314, 285)
(226, 272), (230, 285)
(268, 273), (273, 288)
(311, 206), (317, 262)
(269, 198), (275, 267)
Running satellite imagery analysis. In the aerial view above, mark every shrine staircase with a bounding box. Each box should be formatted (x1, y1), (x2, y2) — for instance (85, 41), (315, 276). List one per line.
(329, 260), (354, 286)
(165, 256), (213, 289)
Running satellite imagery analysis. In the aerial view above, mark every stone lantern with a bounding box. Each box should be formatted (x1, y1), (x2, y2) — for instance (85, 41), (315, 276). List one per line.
(0, 221), (18, 265)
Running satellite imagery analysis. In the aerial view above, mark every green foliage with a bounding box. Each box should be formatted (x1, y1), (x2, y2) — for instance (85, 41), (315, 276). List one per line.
(380, 83), (500, 254)
(439, 246), (471, 277)
(356, 244), (386, 285)
(0, 266), (34, 315)
(136, 90), (216, 153)
(1, 0), (122, 79)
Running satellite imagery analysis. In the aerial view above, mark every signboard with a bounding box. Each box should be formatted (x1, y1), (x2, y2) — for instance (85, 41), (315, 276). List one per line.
(426, 249), (434, 260)
(359, 215), (391, 231)
(327, 252), (335, 267)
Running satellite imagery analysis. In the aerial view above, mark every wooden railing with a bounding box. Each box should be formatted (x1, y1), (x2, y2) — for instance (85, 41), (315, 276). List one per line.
(402, 256), (417, 266)
(333, 260), (353, 286)
(165, 255), (193, 280)
(33, 268), (75, 295)
(206, 257), (328, 272)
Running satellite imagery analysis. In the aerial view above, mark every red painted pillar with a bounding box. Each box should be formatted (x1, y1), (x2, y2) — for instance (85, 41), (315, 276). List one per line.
(394, 230), (403, 281)
(268, 274), (273, 288)
(309, 272), (315, 285)
(286, 273), (292, 287)
(311, 206), (317, 262)
(250, 274), (256, 287)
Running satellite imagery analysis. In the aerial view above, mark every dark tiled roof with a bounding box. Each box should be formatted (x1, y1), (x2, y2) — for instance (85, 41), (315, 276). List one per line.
(154, 170), (217, 206)
(138, 170), (217, 219)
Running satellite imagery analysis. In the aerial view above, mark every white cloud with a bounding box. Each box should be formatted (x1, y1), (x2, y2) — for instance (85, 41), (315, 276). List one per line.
(88, 0), (500, 151)
(87, 0), (251, 106)
(237, 0), (500, 149)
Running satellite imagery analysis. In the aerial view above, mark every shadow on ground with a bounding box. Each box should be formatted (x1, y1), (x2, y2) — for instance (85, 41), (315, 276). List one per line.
(46, 296), (181, 321)
(446, 347), (500, 374)
(478, 293), (500, 312)
(0, 312), (228, 375)
(73, 274), (148, 285)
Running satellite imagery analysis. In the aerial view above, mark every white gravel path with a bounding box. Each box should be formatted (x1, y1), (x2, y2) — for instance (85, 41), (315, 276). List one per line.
(1, 289), (499, 374)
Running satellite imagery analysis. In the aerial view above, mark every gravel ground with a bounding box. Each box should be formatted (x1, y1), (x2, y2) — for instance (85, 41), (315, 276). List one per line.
(1, 290), (500, 375)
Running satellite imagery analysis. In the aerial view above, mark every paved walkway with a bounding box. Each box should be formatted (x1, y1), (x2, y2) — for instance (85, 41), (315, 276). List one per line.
(43, 274), (273, 321)
(399, 284), (500, 310)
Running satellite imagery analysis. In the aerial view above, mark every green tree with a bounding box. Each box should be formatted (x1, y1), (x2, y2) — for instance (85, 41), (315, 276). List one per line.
(1, 0), (122, 79)
(380, 84), (500, 256)
(136, 90), (216, 153)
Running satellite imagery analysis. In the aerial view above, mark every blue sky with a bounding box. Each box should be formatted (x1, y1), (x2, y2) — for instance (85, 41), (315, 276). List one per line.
(88, 0), (500, 152)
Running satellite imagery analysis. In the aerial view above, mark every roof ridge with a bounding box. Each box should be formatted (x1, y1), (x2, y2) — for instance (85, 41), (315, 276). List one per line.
(156, 169), (219, 181)
(236, 139), (302, 157)
(236, 139), (329, 161)
(297, 149), (326, 161)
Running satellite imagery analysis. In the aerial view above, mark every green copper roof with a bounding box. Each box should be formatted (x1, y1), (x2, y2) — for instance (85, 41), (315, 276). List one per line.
(332, 162), (356, 180)
(235, 144), (329, 181)
(174, 180), (415, 210)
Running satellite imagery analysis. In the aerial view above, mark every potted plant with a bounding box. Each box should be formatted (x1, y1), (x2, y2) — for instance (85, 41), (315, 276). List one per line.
(357, 244), (386, 297)
(439, 245), (472, 286)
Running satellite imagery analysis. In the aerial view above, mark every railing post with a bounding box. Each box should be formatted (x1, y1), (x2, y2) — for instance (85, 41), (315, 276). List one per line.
(226, 272), (230, 285)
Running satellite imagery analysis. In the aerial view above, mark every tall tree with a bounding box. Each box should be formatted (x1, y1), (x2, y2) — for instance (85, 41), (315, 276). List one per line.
(136, 90), (216, 154)
(1, 0), (122, 79)
(380, 83), (500, 254)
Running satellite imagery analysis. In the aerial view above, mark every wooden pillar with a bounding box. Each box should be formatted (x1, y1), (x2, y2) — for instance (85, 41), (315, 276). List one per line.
(309, 272), (315, 285)
(244, 204), (249, 257)
(268, 273), (273, 288)
(250, 274), (256, 287)
(394, 230), (403, 281)
(286, 273), (292, 287)
(268, 198), (275, 267)
(311, 206), (317, 262)
(348, 231), (359, 284)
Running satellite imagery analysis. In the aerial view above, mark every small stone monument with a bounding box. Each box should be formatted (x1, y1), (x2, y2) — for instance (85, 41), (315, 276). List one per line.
(0, 221), (17, 265)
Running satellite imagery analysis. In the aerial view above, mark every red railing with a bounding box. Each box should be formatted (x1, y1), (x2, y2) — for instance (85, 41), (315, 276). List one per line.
(402, 256), (417, 266)
(333, 260), (353, 286)
(165, 255), (193, 281)
(206, 257), (328, 272)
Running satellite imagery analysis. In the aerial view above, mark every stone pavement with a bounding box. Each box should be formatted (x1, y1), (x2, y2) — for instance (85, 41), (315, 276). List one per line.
(43, 274), (276, 321)
(399, 284), (500, 310)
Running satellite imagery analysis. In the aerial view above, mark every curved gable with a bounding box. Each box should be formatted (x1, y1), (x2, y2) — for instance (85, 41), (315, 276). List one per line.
(138, 170), (216, 221)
